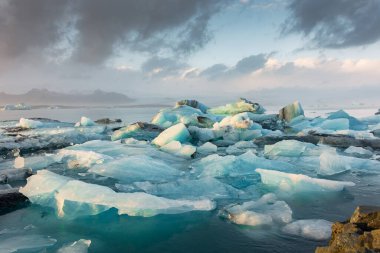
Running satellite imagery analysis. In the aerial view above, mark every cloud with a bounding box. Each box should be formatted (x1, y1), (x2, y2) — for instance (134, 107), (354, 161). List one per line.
(284, 0), (380, 48)
(233, 53), (268, 73)
(0, 0), (229, 65)
(141, 56), (188, 78)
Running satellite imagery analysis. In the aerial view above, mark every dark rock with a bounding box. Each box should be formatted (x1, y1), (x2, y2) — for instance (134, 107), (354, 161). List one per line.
(316, 206), (380, 253)
(375, 110), (380, 115)
(95, 118), (122, 124)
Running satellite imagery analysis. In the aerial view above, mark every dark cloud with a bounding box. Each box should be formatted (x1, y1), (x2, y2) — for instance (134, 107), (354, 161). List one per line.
(284, 0), (380, 48)
(200, 63), (228, 79)
(0, 0), (229, 64)
(234, 53), (267, 73)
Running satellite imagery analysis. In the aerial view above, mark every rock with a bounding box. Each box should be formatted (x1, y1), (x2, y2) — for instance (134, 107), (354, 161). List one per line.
(95, 118), (122, 124)
(315, 206), (380, 253)
(375, 109), (380, 115)
(279, 101), (304, 122)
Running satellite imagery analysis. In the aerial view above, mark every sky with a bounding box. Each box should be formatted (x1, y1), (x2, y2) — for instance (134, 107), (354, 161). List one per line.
(0, 0), (380, 105)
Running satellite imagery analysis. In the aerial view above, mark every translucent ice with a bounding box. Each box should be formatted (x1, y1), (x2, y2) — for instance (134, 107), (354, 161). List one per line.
(18, 118), (43, 129)
(197, 142), (217, 155)
(319, 118), (349, 131)
(20, 170), (215, 218)
(160, 141), (196, 158)
(88, 155), (181, 182)
(111, 122), (162, 141)
(57, 239), (91, 253)
(58, 149), (113, 169)
(223, 193), (292, 227)
(0, 234), (57, 253)
(256, 168), (355, 192)
(344, 146), (373, 158)
(282, 219), (332, 240)
(318, 151), (351, 176)
(152, 123), (190, 147)
(75, 117), (96, 127)
(327, 110), (367, 130)
(264, 140), (317, 157)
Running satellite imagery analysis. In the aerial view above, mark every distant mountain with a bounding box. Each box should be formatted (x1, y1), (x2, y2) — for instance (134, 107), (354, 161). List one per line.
(0, 89), (133, 106)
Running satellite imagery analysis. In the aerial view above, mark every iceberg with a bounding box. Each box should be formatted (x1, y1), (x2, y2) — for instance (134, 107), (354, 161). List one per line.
(256, 168), (355, 192)
(88, 155), (181, 182)
(197, 142), (217, 155)
(111, 122), (163, 141)
(160, 141), (196, 158)
(319, 118), (349, 131)
(282, 219), (332, 240)
(152, 123), (190, 147)
(225, 141), (257, 155)
(57, 239), (91, 253)
(279, 101), (304, 122)
(20, 170), (215, 218)
(222, 193), (292, 226)
(318, 151), (351, 176)
(344, 146), (373, 158)
(264, 140), (317, 157)
(18, 118), (43, 129)
(175, 99), (209, 113)
(327, 110), (367, 130)
(208, 98), (265, 115)
(58, 149), (113, 169)
(75, 117), (96, 127)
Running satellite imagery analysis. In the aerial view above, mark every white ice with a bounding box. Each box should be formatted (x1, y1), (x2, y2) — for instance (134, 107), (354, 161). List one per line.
(282, 219), (332, 240)
(152, 123), (190, 147)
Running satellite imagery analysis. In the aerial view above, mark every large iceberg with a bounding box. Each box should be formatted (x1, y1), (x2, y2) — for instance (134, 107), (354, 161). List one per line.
(208, 98), (265, 115)
(255, 168), (355, 192)
(20, 170), (215, 218)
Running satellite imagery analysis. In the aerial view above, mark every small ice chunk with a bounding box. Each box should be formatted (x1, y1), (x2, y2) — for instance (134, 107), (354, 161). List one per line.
(14, 156), (25, 169)
(214, 112), (255, 129)
(282, 219), (332, 240)
(223, 193), (292, 227)
(75, 117), (96, 127)
(226, 141), (257, 155)
(57, 239), (91, 253)
(318, 151), (351, 176)
(320, 118), (349, 131)
(344, 146), (373, 158)
(264, 140), (316, 157)
(58, 149), (113, 169)
(208, 98), (265, 115)
(18, 118), (43, 129)
(160, 141), (196, 158)
(152, 123), (190, 147)
(197, 142), (217, 155)
(256, 168), (355, 192)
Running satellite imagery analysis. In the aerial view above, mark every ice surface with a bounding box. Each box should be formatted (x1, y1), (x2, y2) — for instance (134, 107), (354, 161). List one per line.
(152, 123), (190, 147)
(160, 141), (196, 158)
(58, 149), (113, 169)
(327, 110), (367, 130)
(197, 142), (217, 155)
(344, 146), (373, 158)
(75, 117), (96, 127)
(18, 118), (43, 129)
(57, 239), (91, 253)
(223, 193), (292, 226)
(319, 118), (349, 131)
(279, 101), (304, 122)
(0, 234), (57, 253)
(256, 169), (355, 192)
(88, 155), (181, 182)
(20, 170), (215, 218)
(111, 122), (162, 141)
(175, 99), (209, 113)
(264, 140), (317, 157)
(13, 154), (58, 171)
(318, 151), (351, 176)
(282, 219), (332, 240)
(208, 98), (265, 115)
(225, 141), (257, 155)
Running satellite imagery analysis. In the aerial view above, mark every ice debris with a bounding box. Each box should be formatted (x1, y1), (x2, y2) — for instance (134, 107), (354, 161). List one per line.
(282, 219), (332, 240)
(19, 170), (215, 218)
(57, 239), (91, 253)
(112, 122), (163, 141)
(256, 168), (355, 192)
(208, 98), (265, 115)
(222, 193), (292, 226)
(279, 101), (304, 122)
(18, 118), (43, 129)
(152, 123), (190, 147)
(75, 117), (96, 127)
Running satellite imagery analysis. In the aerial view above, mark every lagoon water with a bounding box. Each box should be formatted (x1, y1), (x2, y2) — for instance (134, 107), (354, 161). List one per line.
(0, 105), (379, 253)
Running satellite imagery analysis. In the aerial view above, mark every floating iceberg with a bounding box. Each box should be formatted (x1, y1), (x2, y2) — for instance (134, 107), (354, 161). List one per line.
(222, 193), (292, 227)
(255, 169), (355, 192)
(18, 118), (43, 129)
(344, 146), (373, 158)
(208, 98), (265, 115)
(152, 123), (190, 147)
(318, 151), (351, 176)
(88, 155), (181, 182)
(282, 219), (332, 240)
(160, 141), (196, 158)
(20, 170), (215, 218)
(75, 117), (96, 127)
(279, 101), (304, 122)
(197, 142), (217, 155)
(111, 122), (163, 141)
(57, 239), (91, 253)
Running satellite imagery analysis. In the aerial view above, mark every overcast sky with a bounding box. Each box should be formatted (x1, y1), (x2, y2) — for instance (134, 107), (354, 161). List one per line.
(0, 0), (380, 104)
